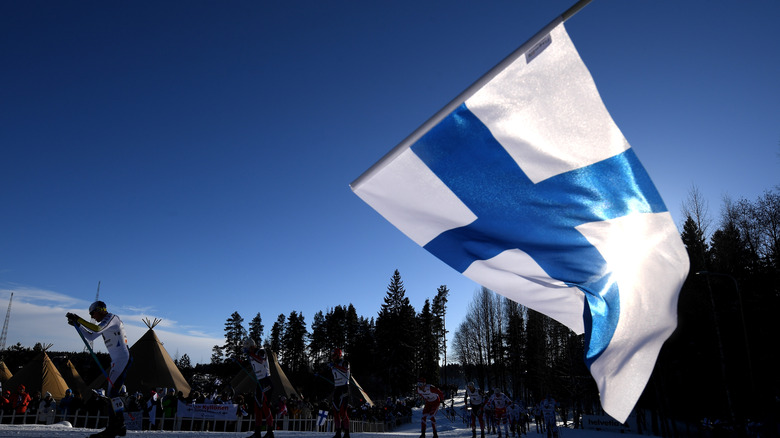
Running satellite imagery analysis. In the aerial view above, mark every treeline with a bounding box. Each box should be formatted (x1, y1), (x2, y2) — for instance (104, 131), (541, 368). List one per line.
(206, 270), (451, 402)
(651, 187), (779, 427)
(450, 187), (779, 428)
(452, 287), (595, 414)
(450, 188), (780, 427)
(204, 185), (779, 429)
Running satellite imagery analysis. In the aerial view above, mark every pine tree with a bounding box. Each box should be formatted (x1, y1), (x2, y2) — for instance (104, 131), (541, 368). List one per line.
(248, 313), (264, 347)
(375, 270), (417, 396)
(175, 353), (193, 370)
(344, 304), (360, 356)
(269, 313), (286, 357)
(211, 344), (224, 365)
(431, 285), (449, 378)
(417, 299), (439, 382)
(223, 312), (246, 362)
(282, 311), (308, 377)
(504, 299), (526, 399)
(326, 305), (348, 350)
(711, 219), (749, 275)
(350, 315), (376, 390)
(525, 308), (549, 398)
(681, 214), (710, 273)
(309, 310), (328, 363)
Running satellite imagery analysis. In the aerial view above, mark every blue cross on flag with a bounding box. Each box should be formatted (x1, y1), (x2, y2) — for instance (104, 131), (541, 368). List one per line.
(317, 409), (328, 427)
(351, 22), (689, 423)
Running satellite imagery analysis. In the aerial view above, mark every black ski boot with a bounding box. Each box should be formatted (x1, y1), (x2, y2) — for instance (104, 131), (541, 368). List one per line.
(89, 415), (121, 438)
(332, 428), (342, 438)
(433, 430), (439, 438)
(264, 429), (275, 438)
(472, 429), (477, 438)
(114, 414), (127, 437)
(343, 430), (351, 438)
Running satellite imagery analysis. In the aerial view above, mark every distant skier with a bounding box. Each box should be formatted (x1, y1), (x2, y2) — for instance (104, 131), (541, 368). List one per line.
(486, 388), (512, 438)
(416, 377), (444, 438)
(533, 402), (545, 434)
(67, 300), (131, 438)
(507, 399), (524, 437)
(329, 348), (351, 438)
(464, 382), (486, 438)
(541, 395), (559, 438)
(243, 338), (275, 438)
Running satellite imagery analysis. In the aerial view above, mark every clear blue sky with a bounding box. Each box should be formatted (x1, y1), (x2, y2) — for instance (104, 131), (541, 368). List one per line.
(1, 1), (777, 365)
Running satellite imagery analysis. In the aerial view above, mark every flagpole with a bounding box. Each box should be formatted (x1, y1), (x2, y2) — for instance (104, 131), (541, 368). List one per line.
(351, 0), (594, 189)
(562, 0), (593, 21)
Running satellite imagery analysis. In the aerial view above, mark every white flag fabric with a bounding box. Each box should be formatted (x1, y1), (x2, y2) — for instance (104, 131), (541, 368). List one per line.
(351, 22), (689, 423)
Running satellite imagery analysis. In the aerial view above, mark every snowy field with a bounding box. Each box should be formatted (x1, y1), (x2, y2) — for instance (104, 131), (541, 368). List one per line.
(0, 390), (646, 438)
(0, 409), (645, 438)
(0, 421), (646, 438)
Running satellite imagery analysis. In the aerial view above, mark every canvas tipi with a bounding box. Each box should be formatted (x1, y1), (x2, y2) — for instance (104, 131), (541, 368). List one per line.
(349, 375), (373, 407)
(5, 348), (69, 401)
(0, 360), (13, 384)
(56, 359), (90, 400)
(230, 348), (300, 402)
(89, 318), (191, 399)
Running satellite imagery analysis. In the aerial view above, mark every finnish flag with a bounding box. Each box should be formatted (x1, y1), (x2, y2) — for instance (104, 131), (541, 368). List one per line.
(317, 409), (329, 427)
(351, 22), (689, 422)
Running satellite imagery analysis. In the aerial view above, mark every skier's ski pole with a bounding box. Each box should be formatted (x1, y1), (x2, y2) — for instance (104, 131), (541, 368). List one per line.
(313, 372), (334, 385)
(230, 356), (264, 406)
(232, 356), (261, 386)
(74, 324), (113, 386)
(435, 403), (457, 424)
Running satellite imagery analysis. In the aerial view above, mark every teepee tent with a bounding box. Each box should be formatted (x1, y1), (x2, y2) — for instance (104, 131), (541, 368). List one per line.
(5, 349), (69, 401)
(349, 375), (373, 407)
(89, 318), (191, 398)
(230, 348), (300, 401)
(57, 359), (90, 400)
(0, 360), (13, 383)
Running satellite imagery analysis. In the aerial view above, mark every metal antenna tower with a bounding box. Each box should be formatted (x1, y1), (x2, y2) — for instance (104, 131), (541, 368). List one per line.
(0, 293), (13, 351)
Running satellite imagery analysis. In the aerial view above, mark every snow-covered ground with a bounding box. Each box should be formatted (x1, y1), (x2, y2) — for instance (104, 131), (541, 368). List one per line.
(0, 390), (646, 438)
(0, 421), (647, 438)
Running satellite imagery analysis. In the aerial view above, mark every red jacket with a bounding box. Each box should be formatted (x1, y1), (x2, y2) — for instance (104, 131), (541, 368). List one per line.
(13, 391), (31, 414)
(0, 391), (11, 412)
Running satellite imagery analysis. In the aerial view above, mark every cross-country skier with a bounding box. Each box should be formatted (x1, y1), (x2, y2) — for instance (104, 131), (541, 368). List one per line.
(329, 348), (351, 438)
(507, 399), (524, 437)
(541, 395), (559, 438)
(416, 377), (444, 438)
(67, 300), (131, 438)
(533, 402), (545, 434)
(243, 338), (275, 438)
(486, 388), (512, 438)
(464, 382), (486, 438)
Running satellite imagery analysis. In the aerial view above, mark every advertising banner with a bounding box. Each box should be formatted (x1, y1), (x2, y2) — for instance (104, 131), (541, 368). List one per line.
(176, 401), (237, 420)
